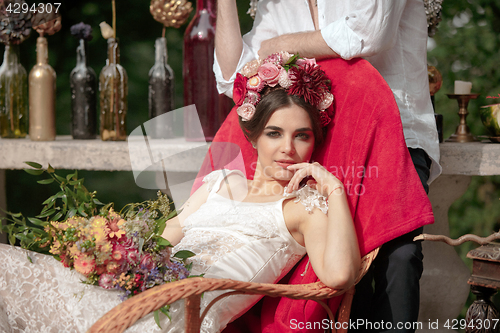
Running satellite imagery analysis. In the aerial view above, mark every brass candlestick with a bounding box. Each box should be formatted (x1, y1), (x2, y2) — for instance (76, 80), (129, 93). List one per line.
(446, 93), (480, 142)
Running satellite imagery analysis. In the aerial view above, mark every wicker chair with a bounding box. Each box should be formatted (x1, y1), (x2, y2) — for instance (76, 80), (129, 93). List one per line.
(88, 247), (378, 333)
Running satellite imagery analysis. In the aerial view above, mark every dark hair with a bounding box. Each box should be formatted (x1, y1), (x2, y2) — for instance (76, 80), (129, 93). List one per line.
(239, 88), (325, 147)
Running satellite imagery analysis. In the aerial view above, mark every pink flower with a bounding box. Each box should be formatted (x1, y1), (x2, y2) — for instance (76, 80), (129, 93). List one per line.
(237, 103), (256, 121)
(262, 53), (283, 66)
(279, 51), (293, 64)
(112, 244), (127, 263)
(317, 92), (334, 110)
(241, 59), (261, 78)
(244, 90), (261, 105)
(98, 273), (115, 289)
(127, 250), (140, 264)
(119, 237), (136, 250)
(258, 63), (280, 87)
(140, 254), (155, 271)
(296, 57), (317, 67)
(247, 75), (265, 92)
(278, 69), (292, 89)
(233, 74), (248, 106)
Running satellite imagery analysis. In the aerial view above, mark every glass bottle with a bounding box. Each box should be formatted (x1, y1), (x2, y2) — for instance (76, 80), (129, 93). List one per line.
(183, 0), (232, 141)
(0, 44), (28, 138)
(70, 39), (97, 139)
(148, 37), (174, 139)
(29, 37), (56, 141)
(99, 38), (128, 141)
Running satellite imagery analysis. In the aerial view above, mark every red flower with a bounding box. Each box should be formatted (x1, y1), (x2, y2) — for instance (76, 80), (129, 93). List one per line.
(288, 64), (331, 107)
(60, 253), (72, 268)
(233, 74), (248, 106)
(319, 111), (332, 127)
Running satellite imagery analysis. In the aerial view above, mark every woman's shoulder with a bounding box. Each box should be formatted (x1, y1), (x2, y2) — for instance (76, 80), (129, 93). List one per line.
(202, 169), (246, 193)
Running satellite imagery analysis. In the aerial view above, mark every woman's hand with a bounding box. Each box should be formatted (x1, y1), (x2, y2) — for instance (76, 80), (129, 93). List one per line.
(286, 162), (343, 197)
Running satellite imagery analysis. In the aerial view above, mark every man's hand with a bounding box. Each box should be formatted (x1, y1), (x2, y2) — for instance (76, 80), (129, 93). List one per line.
(258, 30), (340, 60)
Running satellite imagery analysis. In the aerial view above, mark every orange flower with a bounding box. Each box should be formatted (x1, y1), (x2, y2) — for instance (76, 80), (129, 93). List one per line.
(74, 254), (96, 276)
(108, 217), (125, 239)
(106, 261), (120, 274)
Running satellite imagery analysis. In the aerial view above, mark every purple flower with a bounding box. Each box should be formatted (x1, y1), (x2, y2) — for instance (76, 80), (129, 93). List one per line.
(70, 22), (93, 42)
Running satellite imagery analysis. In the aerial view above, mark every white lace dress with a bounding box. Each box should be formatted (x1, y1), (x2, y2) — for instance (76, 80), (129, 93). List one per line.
(0, 170), (328, 333)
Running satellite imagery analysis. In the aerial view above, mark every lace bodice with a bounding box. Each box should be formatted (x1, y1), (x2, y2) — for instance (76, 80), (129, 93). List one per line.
(0, 169), (327, 333)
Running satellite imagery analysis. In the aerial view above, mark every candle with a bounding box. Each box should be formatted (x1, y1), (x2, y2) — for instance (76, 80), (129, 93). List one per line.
(454, 80), (472, 94)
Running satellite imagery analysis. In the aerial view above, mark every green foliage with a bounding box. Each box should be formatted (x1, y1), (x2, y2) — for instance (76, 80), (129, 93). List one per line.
(429, 0), (500, 320)
(1, 162), (104, 252)
(429, 0), (500, 139)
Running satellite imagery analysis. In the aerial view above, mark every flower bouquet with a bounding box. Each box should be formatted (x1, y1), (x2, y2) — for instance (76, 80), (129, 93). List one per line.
(1, 162), (194, 322)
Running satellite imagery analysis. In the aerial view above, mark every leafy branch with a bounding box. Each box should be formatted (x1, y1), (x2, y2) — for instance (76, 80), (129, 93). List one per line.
(0, 161), (104, 252)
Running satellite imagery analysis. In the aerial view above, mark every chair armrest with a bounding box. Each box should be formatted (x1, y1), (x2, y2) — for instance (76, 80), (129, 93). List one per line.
(88, 247), (379, 333)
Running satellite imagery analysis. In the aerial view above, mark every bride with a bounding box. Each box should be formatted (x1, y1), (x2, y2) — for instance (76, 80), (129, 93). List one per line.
(0, 55), (360, 332)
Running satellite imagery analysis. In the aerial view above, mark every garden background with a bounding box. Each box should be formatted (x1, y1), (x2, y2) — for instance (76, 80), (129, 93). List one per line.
(3, 0), (500, 321)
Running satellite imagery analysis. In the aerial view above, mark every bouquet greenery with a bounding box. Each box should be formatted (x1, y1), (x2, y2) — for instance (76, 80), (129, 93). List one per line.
(0, 162), (194, 323)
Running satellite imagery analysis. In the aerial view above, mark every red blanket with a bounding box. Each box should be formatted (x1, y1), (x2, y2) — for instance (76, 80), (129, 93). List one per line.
(191, 58), (434, 332)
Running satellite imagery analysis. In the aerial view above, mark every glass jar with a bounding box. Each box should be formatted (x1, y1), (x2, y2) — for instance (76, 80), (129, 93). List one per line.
(70, 39), (97, 139)
(183, 0), (232, 141)
(99, 38), (128, 141)
(0, 44), (28, 138)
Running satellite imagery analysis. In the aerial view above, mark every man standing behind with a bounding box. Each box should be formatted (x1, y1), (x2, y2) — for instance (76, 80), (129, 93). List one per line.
(214, 1), (441, 331)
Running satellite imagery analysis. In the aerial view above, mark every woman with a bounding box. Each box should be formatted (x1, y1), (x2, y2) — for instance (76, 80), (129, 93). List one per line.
(0, 55), (360, 332)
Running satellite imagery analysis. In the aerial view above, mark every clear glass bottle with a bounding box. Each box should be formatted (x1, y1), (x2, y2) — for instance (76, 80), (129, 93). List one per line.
(183, 0), (232, 141)
(0, 44), (28, 138)
(99, 38), (128, 141)
(29, 37), (56, 141)
(70, 39), (97, 139)
(148, 37), (174, 139)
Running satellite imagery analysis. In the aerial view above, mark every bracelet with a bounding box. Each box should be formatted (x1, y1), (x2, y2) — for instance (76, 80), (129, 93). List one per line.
(327, 185), (344, 198)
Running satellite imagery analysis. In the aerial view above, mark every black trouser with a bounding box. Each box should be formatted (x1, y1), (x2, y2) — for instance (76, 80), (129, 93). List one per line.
(349, 148), (432, 333)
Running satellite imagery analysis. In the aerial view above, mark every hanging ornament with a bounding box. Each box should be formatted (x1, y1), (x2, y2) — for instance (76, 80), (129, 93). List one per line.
(0, 0), (32, 45)
(423, 0), (443, 37)
(150, 0), (193, 30)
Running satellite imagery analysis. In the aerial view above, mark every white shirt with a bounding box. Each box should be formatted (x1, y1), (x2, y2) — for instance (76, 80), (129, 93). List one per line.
(213, 0), (441, 184)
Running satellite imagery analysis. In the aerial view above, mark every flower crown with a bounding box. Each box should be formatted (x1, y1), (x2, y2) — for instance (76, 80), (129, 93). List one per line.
(233, 52), (334, 127)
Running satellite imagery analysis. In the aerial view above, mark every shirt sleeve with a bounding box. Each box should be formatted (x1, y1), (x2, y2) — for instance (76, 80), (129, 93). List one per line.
(320, 0), (407, 60)
(213, 0), (279, 97)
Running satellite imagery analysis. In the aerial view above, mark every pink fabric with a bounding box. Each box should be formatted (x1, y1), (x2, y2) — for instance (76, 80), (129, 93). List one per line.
(191, 58), (434, 332)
